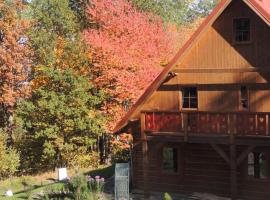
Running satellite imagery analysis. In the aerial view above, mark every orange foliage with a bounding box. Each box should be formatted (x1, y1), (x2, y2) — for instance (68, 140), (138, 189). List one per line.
(0, 1), (31, 109)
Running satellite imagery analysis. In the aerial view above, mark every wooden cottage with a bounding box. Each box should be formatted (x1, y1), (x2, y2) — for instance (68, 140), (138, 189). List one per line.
(114, 0), (270, 199)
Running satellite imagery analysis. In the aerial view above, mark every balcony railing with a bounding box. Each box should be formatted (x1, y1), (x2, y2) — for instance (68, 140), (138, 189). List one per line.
(143, 111), (270, 136)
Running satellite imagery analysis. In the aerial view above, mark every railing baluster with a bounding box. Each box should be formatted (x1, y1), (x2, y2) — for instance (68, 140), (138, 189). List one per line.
(266, 114), (269, 136)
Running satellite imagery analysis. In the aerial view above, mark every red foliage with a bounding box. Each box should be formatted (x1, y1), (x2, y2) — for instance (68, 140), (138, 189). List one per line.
(83, 0), (181, 131)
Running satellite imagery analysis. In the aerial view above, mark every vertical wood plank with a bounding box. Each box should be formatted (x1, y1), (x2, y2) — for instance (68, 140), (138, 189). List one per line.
(230, 133), (237, 199)
(141, 112), (150, 199)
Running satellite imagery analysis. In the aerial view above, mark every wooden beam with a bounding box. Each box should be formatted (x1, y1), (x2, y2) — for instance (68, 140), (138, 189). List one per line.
(173, 67), (270, 73)
(141, 113), (150, 199)
(236, 145), (256, 166)
(230, 134), (237, 200)
(210, 143), (230, 166)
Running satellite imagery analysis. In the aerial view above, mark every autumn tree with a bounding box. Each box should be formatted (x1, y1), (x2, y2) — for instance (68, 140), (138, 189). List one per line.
(132, 0), (219, 25)
(69, 0), (90, 29)
(132, 0), (191, 25)
(28, 0), (89, 74)
(15, 67), (105, 170)
(83, 0), (181, 131)
(0, 0), (31, 142)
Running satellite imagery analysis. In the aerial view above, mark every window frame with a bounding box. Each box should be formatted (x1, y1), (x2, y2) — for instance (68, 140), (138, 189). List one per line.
(233, 18), (252, 44)
(247, 151), (269, 180)
(181, 87), (198, 110)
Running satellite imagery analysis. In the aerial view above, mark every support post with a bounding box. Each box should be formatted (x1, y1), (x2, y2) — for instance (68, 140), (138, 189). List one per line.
(230, 133), (237, 200)
(141, 113), (150, 199)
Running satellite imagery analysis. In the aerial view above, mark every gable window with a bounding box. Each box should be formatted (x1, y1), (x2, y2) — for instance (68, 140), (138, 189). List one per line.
(182, 87), (198, 109)
(233, 18), (251, 43)
(240, 86), (249, 110)
(248, 152), (268, 179)
(163, 147), (178, 173)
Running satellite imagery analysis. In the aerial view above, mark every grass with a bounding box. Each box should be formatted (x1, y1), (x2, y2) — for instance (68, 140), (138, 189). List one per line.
(0, 165), (114, 200)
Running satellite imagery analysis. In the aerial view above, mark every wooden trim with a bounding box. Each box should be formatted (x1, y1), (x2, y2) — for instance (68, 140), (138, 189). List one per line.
(210, 143), (230, 166)
(236, 145), (256, 166)
(172, 67), (270, 73)
(141, 113), (150, 199)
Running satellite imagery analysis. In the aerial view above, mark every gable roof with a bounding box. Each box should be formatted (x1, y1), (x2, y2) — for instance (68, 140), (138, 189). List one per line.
(113, 0), (270, 133)
(245, 0), (270, 25)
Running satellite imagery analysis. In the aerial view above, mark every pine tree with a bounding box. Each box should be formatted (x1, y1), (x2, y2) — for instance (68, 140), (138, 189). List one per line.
(15, 67), (105, 169)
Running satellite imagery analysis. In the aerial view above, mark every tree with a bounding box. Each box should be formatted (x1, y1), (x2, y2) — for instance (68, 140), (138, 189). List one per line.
(132, 0), (219, 25)
(15, 67), (105, 170)
(131, 0), (191, 26)
(69, 0), (90, 29)
(0, 129), (20, 179)
(83, 0), (180, 131)
(0, 0), (31, 131)
(28, 0), (89, 74)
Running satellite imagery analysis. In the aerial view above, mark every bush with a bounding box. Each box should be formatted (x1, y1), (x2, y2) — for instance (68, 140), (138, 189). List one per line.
(111, 134), (132, 163)
(163, 192), (173, 200)
(0, 129), (20, 179)
(67, 174), (105, 200)
(69, 150), (100, 169)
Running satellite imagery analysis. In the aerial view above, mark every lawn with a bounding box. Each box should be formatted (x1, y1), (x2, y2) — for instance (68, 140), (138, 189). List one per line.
(0, 165), (114, 200)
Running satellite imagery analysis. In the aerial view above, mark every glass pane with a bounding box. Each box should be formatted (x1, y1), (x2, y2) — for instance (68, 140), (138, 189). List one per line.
(163, 148), (177, 173)
(183, 88), (190, 98)
(248, 152), (254, 176)
(260, 153), (268, 179)
(183, 98), (190, 108)
(234, 19), (250, 42)
(190, 98), (198, 108)
(189, 87), (197, 98)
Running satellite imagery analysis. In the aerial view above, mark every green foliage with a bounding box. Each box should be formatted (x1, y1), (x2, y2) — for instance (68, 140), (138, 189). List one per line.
(111, 146), (130, 164)
(28, 0), (89, 71)
(68, 174), (91, 200)
(68, 0), (90, 29)
(0, 129), (20, 179)
(15, 67), (105, 170)
(70, 151), (100, 169)
(132, 0), (219, 25)
(132, 0), (191, 25)
(163, 192), (173, 200)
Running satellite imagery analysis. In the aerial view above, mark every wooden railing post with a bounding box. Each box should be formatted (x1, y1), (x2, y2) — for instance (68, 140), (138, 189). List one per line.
(183, 113), (188, 142)
(141, 112), (150, 199)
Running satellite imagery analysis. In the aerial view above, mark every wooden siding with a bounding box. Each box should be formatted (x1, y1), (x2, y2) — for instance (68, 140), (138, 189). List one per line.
(132, 139), (270, 199)
(139, 0), (270, 115)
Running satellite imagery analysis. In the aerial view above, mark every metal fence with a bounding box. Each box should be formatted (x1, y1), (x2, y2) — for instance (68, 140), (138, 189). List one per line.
(115, 163), (130, 200)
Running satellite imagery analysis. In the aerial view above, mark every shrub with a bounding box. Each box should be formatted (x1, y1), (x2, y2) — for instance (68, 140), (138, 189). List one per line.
(163, 192), (173, 200)
(67, 174), (105, 200)
(0, 129), (20, 179)
(68, 174), (91, 200)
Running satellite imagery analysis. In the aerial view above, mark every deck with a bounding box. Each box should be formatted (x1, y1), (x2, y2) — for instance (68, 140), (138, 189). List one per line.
(142, 111), (270, 145)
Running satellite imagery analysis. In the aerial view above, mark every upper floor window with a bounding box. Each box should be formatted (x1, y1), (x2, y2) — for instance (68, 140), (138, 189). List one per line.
(248, 152), (268, 179)
(163, 147), (178, 173)
(182, 87), (198, 109)
(233, 18), (251, 43)
(240, 86), (249, 110)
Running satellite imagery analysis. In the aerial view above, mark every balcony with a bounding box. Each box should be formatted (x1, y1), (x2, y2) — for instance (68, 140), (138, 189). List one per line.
(143, 111), (270, 137)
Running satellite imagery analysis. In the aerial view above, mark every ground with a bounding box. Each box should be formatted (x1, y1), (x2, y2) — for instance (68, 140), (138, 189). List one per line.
(0, 166), (231, 200)
(0, 165), (114, 200)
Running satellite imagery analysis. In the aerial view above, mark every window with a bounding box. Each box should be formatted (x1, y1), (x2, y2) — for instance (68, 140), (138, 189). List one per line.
(163, 147), (178, 173)
(182, 87), (198, 109)
(233, 18), (251, 43)
(248, 152), (268, 179)
(240, 86), (249, 110)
